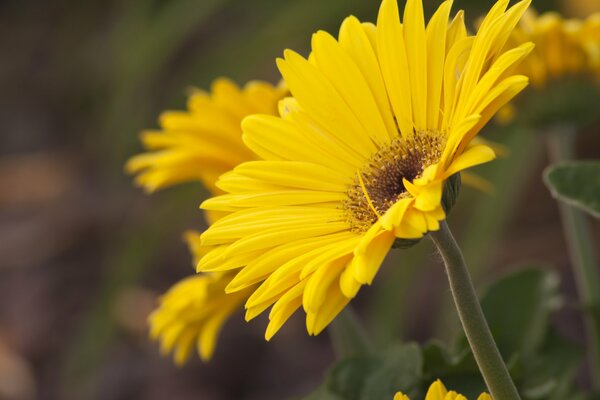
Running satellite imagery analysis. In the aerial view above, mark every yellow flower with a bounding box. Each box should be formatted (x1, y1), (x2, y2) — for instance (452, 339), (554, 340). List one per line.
(197, 0), (532, 340)
(562, 0), (600, 19)
(148, 270), (254, 365)
(126, 78), (285, 194)
(133, 78), (284, 364)
(581, 13), (600, 73)
(507, 10), (600, 88)
(394, 380), (491, 400)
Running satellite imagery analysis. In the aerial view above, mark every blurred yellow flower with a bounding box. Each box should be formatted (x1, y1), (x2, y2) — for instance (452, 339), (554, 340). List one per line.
(197, 0), (532, 339)
(394, 380), (491, 400)
(126, 78), (285, 193)
(508, 10), (600, 88)
(127, 78), (285, 364)
(563, 0), (600, 18)
(148, 270), (255, 365)
(582, 13), (600, 73)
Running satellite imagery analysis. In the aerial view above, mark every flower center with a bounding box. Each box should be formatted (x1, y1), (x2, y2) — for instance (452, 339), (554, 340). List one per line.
(343, 131), (446, 232)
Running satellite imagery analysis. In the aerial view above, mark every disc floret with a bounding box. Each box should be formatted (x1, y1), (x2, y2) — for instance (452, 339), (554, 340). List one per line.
(343, 131), (446, 232)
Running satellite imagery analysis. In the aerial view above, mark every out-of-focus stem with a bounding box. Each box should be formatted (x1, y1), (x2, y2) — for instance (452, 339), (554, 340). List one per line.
(546, 127), (600, 391)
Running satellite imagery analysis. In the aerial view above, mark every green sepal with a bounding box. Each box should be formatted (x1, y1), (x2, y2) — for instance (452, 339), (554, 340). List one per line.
(442, 173), (462, 214)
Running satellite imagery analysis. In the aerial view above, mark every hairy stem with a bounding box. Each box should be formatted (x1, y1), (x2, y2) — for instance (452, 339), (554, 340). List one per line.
(430, 222), (520, 400)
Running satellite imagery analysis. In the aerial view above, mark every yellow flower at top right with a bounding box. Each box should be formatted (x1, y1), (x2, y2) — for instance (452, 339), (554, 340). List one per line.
(507, 9), (600, 87)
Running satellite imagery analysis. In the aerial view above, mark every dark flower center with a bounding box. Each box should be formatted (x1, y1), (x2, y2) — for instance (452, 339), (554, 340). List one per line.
(343, 131), (445, 232)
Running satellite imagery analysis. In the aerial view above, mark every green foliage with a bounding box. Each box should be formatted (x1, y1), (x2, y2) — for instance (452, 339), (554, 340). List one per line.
(421, 341), (487, 398)
(304, 344), (423, 400)
(453, 268), (582, 399)
(544, 161), (600, 219)
(456, 269), (562, 357)
(303, 268), (583, 400)
(514, 79), (600, 128)
(329, 308), (374, 358)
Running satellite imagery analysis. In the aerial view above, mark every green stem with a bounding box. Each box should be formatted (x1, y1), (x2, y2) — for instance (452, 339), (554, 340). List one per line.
(430, 222), (520, 400)
(329, 306), (373, 358)
(546, 127), (600, 391)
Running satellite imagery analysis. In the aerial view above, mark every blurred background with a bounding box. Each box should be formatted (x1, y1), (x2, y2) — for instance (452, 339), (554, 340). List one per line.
(1, 0), (599, 399)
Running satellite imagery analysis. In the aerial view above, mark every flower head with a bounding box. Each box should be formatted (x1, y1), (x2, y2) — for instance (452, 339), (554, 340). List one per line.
(198, 0), (532, 339)
(565, 0), (600, 18)
(507, 10), (600, 87)
(496, 10), (600, 125)
(126, 78), (285, 194)
(148, 271), (254, 365)
(394, 380), (491, 400)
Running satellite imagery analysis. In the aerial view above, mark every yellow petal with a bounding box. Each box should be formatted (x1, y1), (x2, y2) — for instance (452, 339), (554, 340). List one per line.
(303, 256), (349, 313)
(233, 161), (350, 192)
(377, 0), (413, 137)
(404, 0), (428, 129)
(277, 50), (376, 156)
(306, 284), (349, 335)
(339, 16), (397, 140)
(425, 380), (448, 400)
(242, 114), (356, 173)
(425, 0), (453, 128)
(379, 197), (414, 231)
(444, 144), (496, 178)
(353, 229), (395, 284)
(311, 30), (391, 145)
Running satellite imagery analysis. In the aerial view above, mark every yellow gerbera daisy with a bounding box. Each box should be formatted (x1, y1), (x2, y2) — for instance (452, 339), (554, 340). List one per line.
(126, 78), (285, 193)
(507, 10), (600, 87)
(394, 380), (491, 400)
(197, 0), (533, 339)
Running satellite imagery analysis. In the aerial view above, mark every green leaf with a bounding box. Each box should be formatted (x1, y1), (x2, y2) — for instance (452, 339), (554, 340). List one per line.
(329, 308), (373, 359)
(305, 269), (582, 400)
(421, 342), (486, 398)
(544, 161), (600, 219)
(316, 343), (423, 400)
(300, 384), (344, 400)
(456, 268), (562, 359)
(360, 344), (422, 400)
(451, 267), (584, 399)
(327, 356), (381, 400)
(521, 329), (582, 400)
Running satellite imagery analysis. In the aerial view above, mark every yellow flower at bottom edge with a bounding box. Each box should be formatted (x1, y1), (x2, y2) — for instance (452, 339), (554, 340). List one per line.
(394, 380), (491, 400)
(126, 78), (286, 194)
(197, 0), (533, 340)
